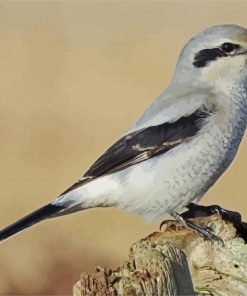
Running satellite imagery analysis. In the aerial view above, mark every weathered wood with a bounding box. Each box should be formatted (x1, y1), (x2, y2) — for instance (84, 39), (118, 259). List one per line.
(73, 214), (247, 296)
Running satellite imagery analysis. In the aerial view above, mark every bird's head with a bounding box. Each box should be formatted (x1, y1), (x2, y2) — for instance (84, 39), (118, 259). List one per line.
(173, 24), (247, 91)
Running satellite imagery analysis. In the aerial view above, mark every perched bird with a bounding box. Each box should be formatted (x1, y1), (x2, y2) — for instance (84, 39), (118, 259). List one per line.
(1, 24), (247, 242)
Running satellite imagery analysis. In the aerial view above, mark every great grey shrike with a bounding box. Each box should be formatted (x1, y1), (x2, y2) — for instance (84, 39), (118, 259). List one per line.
(1, 24), (247, 242)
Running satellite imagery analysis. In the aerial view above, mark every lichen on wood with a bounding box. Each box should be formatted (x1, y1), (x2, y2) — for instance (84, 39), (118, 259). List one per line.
(73, 214), (247, 296)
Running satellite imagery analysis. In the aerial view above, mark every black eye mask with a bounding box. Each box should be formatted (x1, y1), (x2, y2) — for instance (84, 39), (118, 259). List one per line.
(193, 43), (240, 68)
(193, 48), (227, 68)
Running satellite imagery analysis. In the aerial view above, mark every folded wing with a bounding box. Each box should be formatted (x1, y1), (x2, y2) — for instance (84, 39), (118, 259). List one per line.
(62, 106), (213, 195)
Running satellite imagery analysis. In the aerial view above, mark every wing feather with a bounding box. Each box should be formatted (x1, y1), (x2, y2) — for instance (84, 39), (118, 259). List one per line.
(61, 106), (213, 195)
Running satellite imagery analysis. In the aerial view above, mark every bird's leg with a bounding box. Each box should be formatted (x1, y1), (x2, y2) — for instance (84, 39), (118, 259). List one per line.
(160, 211), (222, 242)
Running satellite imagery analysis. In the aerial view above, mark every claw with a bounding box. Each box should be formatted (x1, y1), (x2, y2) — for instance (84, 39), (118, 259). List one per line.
(159, 219), (181, 231)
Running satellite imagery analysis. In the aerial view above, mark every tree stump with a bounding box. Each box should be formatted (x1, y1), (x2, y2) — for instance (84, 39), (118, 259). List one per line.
(73, 214), (247, 296)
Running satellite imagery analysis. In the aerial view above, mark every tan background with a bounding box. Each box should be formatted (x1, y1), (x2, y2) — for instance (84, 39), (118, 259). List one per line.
(0, 1), (247, 294)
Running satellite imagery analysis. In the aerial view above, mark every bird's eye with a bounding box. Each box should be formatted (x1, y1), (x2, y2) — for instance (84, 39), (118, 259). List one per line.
(220, 42), (236, 53)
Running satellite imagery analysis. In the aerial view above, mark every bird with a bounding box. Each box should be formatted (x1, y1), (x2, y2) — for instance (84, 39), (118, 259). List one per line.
(1, 24), (247, 243)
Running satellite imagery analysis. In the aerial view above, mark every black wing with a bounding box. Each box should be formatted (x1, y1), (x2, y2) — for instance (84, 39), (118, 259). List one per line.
(61, 107), (212, 195)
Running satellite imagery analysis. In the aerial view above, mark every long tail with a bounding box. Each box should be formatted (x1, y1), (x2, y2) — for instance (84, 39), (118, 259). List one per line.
(0, 203), (65, 243)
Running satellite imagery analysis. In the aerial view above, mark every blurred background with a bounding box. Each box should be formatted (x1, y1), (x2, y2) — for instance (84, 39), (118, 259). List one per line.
(0, 1), (247, 294)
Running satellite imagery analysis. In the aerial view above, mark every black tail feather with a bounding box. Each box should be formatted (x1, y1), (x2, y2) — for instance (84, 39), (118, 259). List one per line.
(0, 204), (63, 243)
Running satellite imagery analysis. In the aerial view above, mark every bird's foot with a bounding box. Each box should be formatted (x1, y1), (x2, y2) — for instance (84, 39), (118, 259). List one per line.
(182, 203), (247, 242)
(184, 219), (222, 243)
(160, 211), (223, 243)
